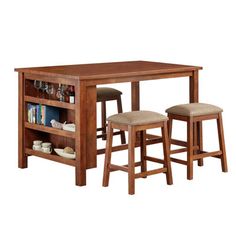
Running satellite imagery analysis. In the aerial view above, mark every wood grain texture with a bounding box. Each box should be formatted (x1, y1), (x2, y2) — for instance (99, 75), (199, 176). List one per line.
(25, 96), (75, 110)
(117, 96), (126, 144)
(85, 85), (97, 169)
(25, 148), (75, 166)
(167, 112), (228, 180)
(25, 122), (75, 138)
(162, 121), (173, 185)
(140, 130), (147, 174)
(128, 126), (135, 195)
(17, 60), (202, 187)
(15, 61), (202, 80)
(187, 117), (194, 180)
(131, 81), (140, 111)
(102, 122), (113, 187)
(75, 81), (86, 186)
(18, 72), (27, 168)
(217, 113), (228, 172)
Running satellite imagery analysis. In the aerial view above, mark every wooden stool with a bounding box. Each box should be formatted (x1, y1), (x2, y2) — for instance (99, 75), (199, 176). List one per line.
(166, 103), (228, 180)
(102, 110), (173, 195)
(97, 87), (126, 144)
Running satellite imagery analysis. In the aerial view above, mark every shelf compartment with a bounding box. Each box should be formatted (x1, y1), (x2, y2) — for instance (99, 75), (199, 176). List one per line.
(25, 148), (76, 166)
(25, 122), (75, 138)
(25, 95), (75, 110)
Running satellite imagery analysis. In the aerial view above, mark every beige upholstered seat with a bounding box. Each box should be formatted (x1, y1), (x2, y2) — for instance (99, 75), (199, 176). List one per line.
(107, 110), (168, 126)
(97, 87), (122, 102)
(166, 103), (223, 117)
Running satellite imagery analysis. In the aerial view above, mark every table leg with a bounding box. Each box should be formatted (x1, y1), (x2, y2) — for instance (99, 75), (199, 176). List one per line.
(18, 72), (28, 168)
(189, 70), (203, 165)
(85, 85), (97, 169)
(131, 81), (140, 143)
(131, 81), (140, 111)
(189, 70), (199, 103)
(75, 82), (97, 186)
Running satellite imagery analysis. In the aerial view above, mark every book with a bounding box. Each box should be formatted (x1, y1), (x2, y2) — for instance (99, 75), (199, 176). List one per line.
(28, 103), (31, 123)
(36, 104), (42, 124)
(41, 105), (60, 127)
(27, 103), (59, 127)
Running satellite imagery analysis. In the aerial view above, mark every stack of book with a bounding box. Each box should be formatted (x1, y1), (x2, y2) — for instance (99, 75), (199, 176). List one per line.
(27, 103), (59, 126)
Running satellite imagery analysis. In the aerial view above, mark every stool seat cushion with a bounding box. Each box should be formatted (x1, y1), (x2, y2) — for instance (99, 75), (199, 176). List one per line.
(97, 87), (122, 101)
(107, 110), (168, 125)
(166, 103), (223, 117)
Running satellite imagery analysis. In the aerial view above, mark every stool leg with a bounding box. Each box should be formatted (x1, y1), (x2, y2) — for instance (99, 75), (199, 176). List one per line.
(197, 121), (204, 166)
(117, 96), (126, 144)
(101, 101), (107, 140)
(167, 115), (173, 148)
(128, 126), (135, 195)
(102, 122), (113, 187)
(217, 113), (228, 172)
(162, 121), (173, 185)
(140, 130), (147, 176)
(187, 118), (194, 180)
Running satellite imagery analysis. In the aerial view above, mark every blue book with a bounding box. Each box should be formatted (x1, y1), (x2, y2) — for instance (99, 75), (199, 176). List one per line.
(36, 105), (42, 124)
(44, 105), (60, 127)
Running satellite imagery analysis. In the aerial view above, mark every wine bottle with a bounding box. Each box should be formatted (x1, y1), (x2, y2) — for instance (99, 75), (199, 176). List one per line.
(68, 86), (75, 104)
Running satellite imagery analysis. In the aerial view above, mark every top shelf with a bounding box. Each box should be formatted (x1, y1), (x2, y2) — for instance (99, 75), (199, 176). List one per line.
(25, 96), (75, 110)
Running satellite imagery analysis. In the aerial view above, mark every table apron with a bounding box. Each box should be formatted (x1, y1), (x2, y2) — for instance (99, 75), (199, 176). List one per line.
(82, 71), (194, 86)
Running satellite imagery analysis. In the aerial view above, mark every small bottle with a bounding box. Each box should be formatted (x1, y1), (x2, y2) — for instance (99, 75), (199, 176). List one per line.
(68, 86), (75, 104)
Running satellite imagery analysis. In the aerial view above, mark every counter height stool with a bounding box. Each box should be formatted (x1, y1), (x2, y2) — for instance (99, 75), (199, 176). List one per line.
(166, 103), (228, 180)
(102, 111), (173, 195)
(97, 87), (126, 144)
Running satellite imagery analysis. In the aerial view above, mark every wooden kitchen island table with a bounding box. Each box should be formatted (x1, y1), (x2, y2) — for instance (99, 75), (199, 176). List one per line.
(16, 61), (202, 186)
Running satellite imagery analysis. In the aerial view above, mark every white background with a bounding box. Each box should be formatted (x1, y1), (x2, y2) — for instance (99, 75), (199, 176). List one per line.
(0, 0), (235, 235)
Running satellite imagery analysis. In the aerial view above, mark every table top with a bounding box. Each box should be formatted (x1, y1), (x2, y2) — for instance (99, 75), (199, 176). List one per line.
(15, 61), (202, 80)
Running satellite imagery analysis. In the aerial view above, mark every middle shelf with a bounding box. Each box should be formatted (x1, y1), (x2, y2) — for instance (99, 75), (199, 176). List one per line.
(25, 122), (76, 138)
(25, 95), (75, 110)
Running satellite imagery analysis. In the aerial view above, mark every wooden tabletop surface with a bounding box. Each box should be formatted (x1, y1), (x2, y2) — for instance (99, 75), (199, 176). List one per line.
(15, 61), (202, 80)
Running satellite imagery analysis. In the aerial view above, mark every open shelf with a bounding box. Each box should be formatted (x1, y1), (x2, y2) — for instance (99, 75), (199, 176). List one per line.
(25, 95), (75, 110)
(25, 122), (75, 139)
(25, 148), (76, 166)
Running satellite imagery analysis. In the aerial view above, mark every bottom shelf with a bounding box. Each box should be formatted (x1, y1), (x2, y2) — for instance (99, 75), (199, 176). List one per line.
(25, 148), (76, 166)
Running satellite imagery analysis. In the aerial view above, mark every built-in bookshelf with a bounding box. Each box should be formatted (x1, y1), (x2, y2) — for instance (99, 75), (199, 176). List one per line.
(23, 78), (76, 165)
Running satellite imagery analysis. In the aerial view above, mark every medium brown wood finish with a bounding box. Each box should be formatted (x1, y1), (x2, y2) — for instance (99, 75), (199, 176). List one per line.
(16, 61), (201, 186)
(140, 130), (147, 174)
(217, 113), (228, 172)
(18, 72), (27, 168)
(101, 101), (106, 140)
(102, 122), (113, 187)
(197, 121), (204, 166)
(75, 81), (86, 186)
(162, 122), (173, 184)
(102, 120), (173, 195)
(128, 126), (136, 194)
(131, 81), (140, 111)
(97, 94), (126, 144)
(85, 85), (97, 169)
(117, 96), (126, 144)
(26, 148), (75, 166)
(167, 112), (228, 180)
(16, 61), (202, 80)
(187, 117), (194, 180)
